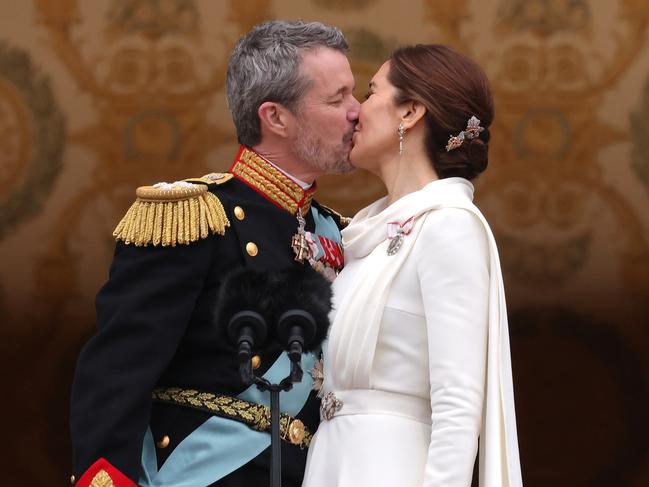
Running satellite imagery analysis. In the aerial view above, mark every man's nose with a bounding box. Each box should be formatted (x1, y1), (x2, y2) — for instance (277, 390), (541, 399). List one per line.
(347, 95), (361, 121)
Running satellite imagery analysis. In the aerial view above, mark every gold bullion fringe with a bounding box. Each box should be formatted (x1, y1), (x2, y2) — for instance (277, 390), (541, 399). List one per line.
(113, 192), (230, 247)
(152, 387), (312, 449)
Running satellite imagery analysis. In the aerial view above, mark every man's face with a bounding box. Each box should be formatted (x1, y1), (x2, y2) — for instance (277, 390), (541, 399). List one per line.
(291, 47), (360, 175)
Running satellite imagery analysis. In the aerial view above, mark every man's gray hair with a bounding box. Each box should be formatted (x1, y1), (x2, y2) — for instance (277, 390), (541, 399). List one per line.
(226, 20), (349, 147)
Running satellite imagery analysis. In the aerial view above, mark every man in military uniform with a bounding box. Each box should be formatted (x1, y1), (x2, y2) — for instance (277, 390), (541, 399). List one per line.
(70, 20), (359, 487)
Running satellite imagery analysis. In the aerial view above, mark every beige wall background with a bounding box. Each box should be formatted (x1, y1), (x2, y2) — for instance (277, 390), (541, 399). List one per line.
(1, 0), (648, 485)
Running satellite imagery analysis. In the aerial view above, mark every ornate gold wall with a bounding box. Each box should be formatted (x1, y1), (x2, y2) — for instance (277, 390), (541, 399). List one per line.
(1, 1), (648, 485)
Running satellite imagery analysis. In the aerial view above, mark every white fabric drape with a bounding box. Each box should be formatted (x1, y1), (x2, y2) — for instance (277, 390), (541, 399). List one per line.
(323, 178), (522, 486)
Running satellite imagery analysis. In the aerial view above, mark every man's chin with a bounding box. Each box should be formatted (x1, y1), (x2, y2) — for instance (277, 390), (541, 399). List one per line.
(305, 144), (356, 175)
(323, 157), (355, 175)
(335, 164), (356, 175)
(335, 151), (357, 174)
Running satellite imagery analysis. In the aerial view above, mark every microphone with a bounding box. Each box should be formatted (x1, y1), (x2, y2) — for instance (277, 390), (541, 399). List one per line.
(216, 265), (332, 384)
(277, 310), (316, 364)
(227, 310), (267, 366)
(217, 268), (274, 384)
(271, 266), (332, 381)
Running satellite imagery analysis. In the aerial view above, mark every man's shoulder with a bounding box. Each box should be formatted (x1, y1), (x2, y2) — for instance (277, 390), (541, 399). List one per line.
(182, 172), (235, 188)
(112, 173), (235, 248)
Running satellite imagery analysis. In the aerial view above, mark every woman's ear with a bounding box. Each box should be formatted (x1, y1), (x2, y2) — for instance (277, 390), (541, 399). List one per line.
(258, 101), (293, 138)
(400, 100), (426, 131)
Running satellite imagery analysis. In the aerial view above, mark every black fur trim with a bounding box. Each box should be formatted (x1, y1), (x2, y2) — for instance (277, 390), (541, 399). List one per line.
(215, 266), (332, 351)
(268, 266), (332, 352)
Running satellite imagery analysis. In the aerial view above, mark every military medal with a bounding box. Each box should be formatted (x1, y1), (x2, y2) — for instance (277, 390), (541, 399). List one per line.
(387, 234), (404, 256)
(291, 207), (342, 281)
(292, 209), (313, 263)
(386, 216), (415, 256)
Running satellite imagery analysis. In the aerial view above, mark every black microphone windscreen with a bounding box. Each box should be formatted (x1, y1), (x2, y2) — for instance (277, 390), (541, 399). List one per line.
(215, 268), (275, 344)
(269, 266), (333, 352)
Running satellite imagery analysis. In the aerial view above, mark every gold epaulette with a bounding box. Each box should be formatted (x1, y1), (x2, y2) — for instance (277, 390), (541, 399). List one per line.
(320, 204), (352, 228)
(113, 177), (231, 247)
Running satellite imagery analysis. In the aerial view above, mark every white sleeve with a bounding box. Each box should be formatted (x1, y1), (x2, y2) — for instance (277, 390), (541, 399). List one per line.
(416, 208), (490, 487)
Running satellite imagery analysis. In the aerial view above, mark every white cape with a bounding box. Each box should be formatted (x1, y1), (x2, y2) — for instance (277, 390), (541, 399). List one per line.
(325, 178), (522, 486)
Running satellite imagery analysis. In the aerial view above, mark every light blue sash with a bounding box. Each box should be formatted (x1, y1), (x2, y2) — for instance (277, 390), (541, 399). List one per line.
(139, 352), (316, 487)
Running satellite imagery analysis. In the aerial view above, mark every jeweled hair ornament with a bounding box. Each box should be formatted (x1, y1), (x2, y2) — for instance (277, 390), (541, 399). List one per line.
(445, 116), (484, 152)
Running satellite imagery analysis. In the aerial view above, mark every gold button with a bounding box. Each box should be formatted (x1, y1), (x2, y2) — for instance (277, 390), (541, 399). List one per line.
(70, 475), (76, 485)
(234, 206), (245, 220)
(286, 419), (306, 445)
(251, 355), (262, 370)
(156, 435), (171, 449)
(246, 242), (258, 257)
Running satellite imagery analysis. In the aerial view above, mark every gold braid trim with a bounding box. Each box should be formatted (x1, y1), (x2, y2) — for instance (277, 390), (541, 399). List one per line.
(232, 162), (299, 213)
(89, 470), (114, 487)
(153, 387), (312, 449)
(113, 184), (230, 247)
(240, 149), (304, 202)
(232, 148), (314, 216)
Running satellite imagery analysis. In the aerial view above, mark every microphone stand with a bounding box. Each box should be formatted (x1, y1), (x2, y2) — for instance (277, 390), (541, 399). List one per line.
(240, 351), (304, 487)
(229, 304), (321, 486)
(224, 268), (330, 487)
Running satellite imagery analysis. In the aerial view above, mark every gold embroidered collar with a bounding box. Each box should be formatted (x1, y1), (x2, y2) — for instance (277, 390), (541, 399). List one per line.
(229, 146), (316, 216)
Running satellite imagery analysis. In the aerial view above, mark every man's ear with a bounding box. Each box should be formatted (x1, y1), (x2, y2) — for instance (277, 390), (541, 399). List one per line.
(258, 101), (293, 138)
(400, 100), (427, 131)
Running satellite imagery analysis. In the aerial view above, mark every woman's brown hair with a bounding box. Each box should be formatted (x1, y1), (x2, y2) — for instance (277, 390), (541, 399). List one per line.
(388, 44), (494, 180)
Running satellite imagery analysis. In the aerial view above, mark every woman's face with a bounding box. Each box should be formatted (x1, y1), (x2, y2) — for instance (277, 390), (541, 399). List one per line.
(350, 61), (403, 171)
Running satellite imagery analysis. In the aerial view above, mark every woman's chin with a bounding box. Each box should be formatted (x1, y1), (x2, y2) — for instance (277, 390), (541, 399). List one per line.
(349, 145), (367, 169)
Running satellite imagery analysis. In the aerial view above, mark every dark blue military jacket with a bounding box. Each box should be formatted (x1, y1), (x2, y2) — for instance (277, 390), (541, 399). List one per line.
(70, 147), (347, 487)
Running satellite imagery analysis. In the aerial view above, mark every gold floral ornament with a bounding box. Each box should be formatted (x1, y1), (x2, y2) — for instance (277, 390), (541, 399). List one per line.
(445, 116), (485, 152)
(320, 391), (343, 421)
(113, 178), (231, 247)
(309, 358), (325, 397)
(89, 469), (114, 487)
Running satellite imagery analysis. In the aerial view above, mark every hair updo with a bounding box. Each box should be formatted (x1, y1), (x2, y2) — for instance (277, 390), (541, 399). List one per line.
(388, 45), (494, 180)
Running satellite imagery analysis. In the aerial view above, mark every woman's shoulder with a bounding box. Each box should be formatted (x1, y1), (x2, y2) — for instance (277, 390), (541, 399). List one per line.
(421, 205), (486, 235)
(415, 205), (490, 260)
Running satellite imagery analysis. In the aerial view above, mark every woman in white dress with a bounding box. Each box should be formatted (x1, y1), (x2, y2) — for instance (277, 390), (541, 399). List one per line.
(302, 45), (523, 487)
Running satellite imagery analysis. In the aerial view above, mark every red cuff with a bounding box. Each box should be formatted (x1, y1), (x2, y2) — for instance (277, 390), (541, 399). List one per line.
(74, 458), (137, 487)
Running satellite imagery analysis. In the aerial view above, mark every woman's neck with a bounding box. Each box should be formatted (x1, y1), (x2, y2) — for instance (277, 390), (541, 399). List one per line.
(379, 149), (439, 206)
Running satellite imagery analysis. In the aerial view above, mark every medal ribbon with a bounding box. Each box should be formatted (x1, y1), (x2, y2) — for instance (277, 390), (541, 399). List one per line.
(386, 216), (415, 239)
